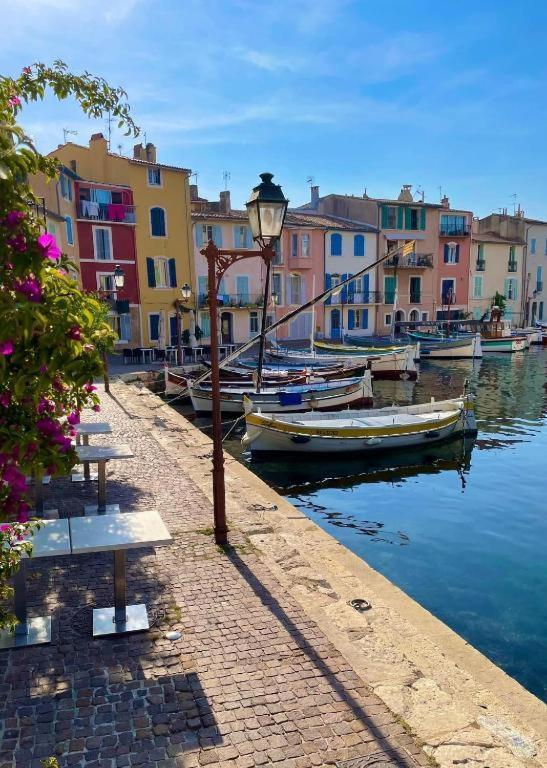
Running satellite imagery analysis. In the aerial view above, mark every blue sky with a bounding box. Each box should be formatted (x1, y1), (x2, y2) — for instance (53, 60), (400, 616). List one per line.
(3, 0), (547, 218)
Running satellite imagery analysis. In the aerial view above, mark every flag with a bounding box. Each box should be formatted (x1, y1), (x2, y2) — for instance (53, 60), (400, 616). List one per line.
(402, 240), (415, 256)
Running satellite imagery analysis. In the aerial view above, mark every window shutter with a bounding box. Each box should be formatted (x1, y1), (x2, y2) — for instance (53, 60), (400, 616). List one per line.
(341, 273), (348, 304)
(444, 244), (449, 263)
(363, 274), (370, 302)
(233, 226), (240, 248)
(404, 207), (411, 229)
(168, 258), (177, 287)
(120, 314), (132, 341)
(513, 280), (518, 300)
(354, 234), (365, 257)
(195, 225), (203, 247)
(244, 227), (252, 248)
(361, 309), (368, 329)
(503, 278), (509, 299)
(150, 314), (160, 341)
(348, 310), (355, 330)
(300, 276), (306, 302)
(325, 273), (332, 305)
(65, 216), (73, 245)
(286, 275), (292, 304)
(331, 233), (342, 256)
(381, 206), (389, 228)
(455, 244), (460, 263)
(146, 257), (156, 288)
(169, 316), (178, 345)
(213, 225), (222, 246)
(397, 207), (403, 229)
(198, 275), (207, 300)
(420, 208), (426, 230)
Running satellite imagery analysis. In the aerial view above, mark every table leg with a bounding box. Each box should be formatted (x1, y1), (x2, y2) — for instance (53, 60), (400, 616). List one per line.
(97, 460), (107, 514)
(13, 561), (28, 636)
(92, 550), (149, 637)
(114, 550), (127, 626)
(83, 434), (91, 481)
(0, 560), (52, 648)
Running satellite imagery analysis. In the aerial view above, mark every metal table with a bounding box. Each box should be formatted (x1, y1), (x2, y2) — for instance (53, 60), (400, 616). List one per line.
(0, 520), (71, 648)
(72, 422), (112, 482)
(70, 511), (172, 636)
(76, 444), (134, 515)
(140, 348), (155, 364)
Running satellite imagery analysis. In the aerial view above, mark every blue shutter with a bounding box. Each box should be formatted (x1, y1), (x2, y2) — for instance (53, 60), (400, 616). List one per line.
(325, 273), (332, 305)
(236, 275), (249, 301)
(341, 273), (348, 303)
(354, 235), (365, 257)
(444, 244), (449, 263)
(195, 225), (203, 247)
(348, 273), (355, 303)
(348, 309), (355, 329)
(244, 227), (253, 248)
(513, 280), (518, 300)
(504, 278), (509, 298)
(168, 258), (177, 287)
(119, 314), (132, 342)
(233, 226), (240, 247)
(65, 216), (73, 245)
(198, 275), (207, 302)
(455, 244), (460, 263)
(213, 225), (222, 246)
(361, 309), (368, 329)
(331, 233), (342, 256)
(363, 274), (370, 302)
(169, 315), (178, 345)
(150, 314), (160, 341)
(151, 207), (165, 236)
(146, 257), (156, 288)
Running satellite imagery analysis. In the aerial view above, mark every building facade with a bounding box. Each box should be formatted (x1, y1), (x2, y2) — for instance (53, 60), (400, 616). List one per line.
(468, 231), (525, 324)
(49, 135), (195, 348)
(521, 219), (547, 325)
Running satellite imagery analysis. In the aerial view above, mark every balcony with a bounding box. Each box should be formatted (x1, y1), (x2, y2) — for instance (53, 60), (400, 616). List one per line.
(198, 292), (264, 309)
(508, 262), (518, 273)
(77, 202), (136, 224)
(440, 224), (471, 237)
(384, 254), (433, 269)
(536, 282), (543, 293)
(330, 291), (382, 305)
(288, 255), (312, 269)
(409, 293), (421, 304)
(476, 260), (486, 272)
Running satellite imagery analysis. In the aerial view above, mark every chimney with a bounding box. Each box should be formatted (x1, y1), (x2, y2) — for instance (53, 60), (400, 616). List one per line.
(89, 133), (108, 154)
(145, 142), (157, 164)
(441, 195), (450, 209)
(397, 184), (414, 203)
(133, 143), (147, 161)
(310, 185), (319, 209)
(190, 184), (199, 200)
(219, 190), (231, 213)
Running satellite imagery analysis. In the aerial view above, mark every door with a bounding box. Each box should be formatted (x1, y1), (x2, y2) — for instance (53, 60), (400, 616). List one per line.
(221, 312), (233, 344)
(331, 308), (341, 339)
(441, 279), (455, 305)
(409, 276), (421, 303)
(169, 315), (179, 346)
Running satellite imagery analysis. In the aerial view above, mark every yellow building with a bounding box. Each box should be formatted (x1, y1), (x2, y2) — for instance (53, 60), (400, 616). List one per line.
(468, 232), (526, 324)
(49, 134), (195, 347)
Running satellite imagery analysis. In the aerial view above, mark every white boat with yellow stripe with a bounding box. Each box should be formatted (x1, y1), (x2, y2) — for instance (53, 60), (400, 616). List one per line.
(242, 393), (477, 455)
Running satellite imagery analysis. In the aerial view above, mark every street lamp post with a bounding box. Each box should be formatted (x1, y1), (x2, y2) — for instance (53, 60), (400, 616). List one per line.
(175, 282), (192, 366)
(200, 173), (288, 545)
(99, 264), (125, 394)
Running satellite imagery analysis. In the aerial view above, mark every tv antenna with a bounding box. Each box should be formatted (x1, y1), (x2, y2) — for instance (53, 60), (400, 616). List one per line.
(105, 111), (114, 150)
(306, 175), (315, 187)
(222, 170), (230, 191)
(438, 186), (443, 201)
(510, 193), (517, 215)
(63, 128), (77, 143)
(416, 185), (425, 202)
(190, 171), (198, 185)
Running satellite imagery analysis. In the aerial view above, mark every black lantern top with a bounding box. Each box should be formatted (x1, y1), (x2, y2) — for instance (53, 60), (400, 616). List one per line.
(246, 172), (288, 249)
(113, 264), (125, 290)
(180, 282), (192, 301)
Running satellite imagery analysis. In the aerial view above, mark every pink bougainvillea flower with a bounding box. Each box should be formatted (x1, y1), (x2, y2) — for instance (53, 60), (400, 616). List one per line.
(92, 404), (101, 412)
(68, 326), (82, 341)
(39, 364), (47, 374)
(84, 382), (97, 393)
(7, 234), (27, 252)
(67, 411), (80, 426)
(3, 210), (25, 228)
(22, 66), (32, 75)
(37, 232), (61, 262)
(0, 523), (11, 533)
(0, 340), (14, 356)
(14, 277), (42, 303)
(0, 391), (11, 407)
(8, 96), (21, 107)
(83, 343), (94, 353)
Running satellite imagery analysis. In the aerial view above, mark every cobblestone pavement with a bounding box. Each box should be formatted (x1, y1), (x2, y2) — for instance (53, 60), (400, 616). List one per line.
(0, 384), (430, 768)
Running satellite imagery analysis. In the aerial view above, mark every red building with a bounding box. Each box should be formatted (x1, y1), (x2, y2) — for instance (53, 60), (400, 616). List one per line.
(74, 179), (141, 348)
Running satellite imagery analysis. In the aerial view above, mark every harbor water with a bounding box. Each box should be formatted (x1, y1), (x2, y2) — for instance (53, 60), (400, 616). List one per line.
(221, 347), (547, 703)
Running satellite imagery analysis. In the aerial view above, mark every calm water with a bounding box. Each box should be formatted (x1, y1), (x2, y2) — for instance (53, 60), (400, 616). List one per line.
(221, 347), (547, 702)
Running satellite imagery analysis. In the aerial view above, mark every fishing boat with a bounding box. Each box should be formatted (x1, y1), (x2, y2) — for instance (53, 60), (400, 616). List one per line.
(267, 344), (418, 380)
(190, 372), (373, 415)
(242, 391), (477, 455)
(406, 332), (482, 359)
(164, 365), (304, 395)
(201, 359), (369, 382)
(481, 336), (527, 352)
(519, 327), (543, 345)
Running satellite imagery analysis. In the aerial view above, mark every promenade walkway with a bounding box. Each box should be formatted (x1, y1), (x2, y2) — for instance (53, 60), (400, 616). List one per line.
(0, 383), (429, 768)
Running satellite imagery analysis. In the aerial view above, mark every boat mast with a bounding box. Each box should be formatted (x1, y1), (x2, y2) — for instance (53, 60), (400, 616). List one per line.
(310, 274), (316, 350)
(255, 259), (272, 393)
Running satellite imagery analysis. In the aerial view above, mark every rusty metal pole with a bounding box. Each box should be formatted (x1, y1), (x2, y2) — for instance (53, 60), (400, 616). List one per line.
(175, 300), (183, 366)
(206, 242), (228, 546)
(255, 247), (273, 394)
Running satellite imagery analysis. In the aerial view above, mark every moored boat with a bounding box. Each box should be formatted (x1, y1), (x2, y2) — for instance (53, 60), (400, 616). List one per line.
(407, 332), (482, 359)
(267, 345), (418, 380)
(190, 372), (373, 414)
(242, 392), (477, 454)
(481, 336), (527, 353)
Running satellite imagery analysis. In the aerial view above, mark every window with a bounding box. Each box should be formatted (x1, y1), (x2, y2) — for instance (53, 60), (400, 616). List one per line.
(382, 206), (397, 229)
(60, 173), (72, 200)
(202, 224), (214, 242)
(354, 234), (365, 257)
(476, 243), (485, 269)
(508, 246), (517, 271)
(93, 227), (112, 260)
(301, 233), (310, 257)
(330, 232), (342, 256)
(289, 233), (298, 258)
(234, 225), (251, 248)
(444, 243), (459, 263)
(410, 208), (419, 229)
(506, 278), (517, 300)
(272, 272), (282, 305)
(290, 274), (302, 304)
(537, 266), (543, 291)
(441, 278), (456, 304)
(98, 274), (115, 292)
(409, 309), (420, 322)
(421, 312), (429, 322)
(154, 257), (170, 287)
(150, 207), (166, 237)
(199, 311), (211, 338)
(409, 276), (421, 303)
(531, 238), (536, 254)
(250, 311), (259, 334)
(108, 313), (132, 342)
(148, 167), (161, 186)
(385, 313), (393, 325)
(272, 239), (282, 265)
(440, 215), (467, 235)
(65, 215), (73, 245)
(473, 276), (483, 299)
(149, 313), (160, 342)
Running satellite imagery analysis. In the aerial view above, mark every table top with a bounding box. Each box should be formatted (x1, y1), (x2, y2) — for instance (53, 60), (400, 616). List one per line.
(76, 444), (134, 462)
(25, 520), (71, 558)
(70, 511), (172, 554)
(75, 423), (112, 435)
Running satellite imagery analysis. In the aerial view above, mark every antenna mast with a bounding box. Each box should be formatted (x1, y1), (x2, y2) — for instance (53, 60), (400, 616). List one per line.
(222, 170), (231, 191)
(63, 128), (77, 144)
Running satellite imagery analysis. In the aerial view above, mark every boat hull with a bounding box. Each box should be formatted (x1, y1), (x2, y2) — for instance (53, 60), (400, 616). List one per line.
(243, 396), (477, 454)
(418, 334), (482, 359)
(267, 346), (418, 380)
(481, 336), (527, 352)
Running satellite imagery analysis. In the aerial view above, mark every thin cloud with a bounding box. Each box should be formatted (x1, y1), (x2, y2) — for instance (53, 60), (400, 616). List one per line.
(233, 47), (305, 72)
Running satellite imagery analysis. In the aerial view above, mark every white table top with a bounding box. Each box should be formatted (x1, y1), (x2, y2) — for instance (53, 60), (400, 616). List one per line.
(70, 511), (172, 554)
(76, 444), (134, 462)
(25, 520), (71, 558)
(75, 423), (112, 435)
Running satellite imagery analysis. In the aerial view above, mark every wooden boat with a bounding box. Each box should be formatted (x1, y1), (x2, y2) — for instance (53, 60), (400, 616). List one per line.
(190, 372), (373, 415)
(481, 336), (527, 352)
(407, 332), (482, 359)
(203, 359), (369, 382)
(165, 364), (308, 395)
(518, 327), (542, 345)
(267, 345), (418, 380)
(242, 392), (477, 455)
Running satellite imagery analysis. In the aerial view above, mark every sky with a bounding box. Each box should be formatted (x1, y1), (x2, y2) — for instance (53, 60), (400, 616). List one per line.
(2, 0), (547, 218)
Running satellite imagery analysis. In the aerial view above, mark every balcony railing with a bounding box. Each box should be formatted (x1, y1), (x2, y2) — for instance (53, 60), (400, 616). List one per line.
(440, 224), (471, 237)
(329, 291), (382, 305)
(508, 262), (518, 273)
(198, 292), (265, 308)
(384, 254), (433, 268)
(476, 260), (486, 271)
(409, 293), (421, 304)
(77, 202), (136, 224)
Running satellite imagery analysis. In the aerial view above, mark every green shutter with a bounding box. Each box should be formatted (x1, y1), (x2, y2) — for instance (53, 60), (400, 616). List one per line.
(513, 280), (518, 300)
(404, 207), (411, 229)
(397, 206), (403, 229)
(381, 205), (389, 228)
(420, 208), (426, 230)
(503, 278), (509, 299)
